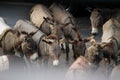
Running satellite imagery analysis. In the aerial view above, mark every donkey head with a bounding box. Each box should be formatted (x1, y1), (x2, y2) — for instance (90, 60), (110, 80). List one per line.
(88, 8), (103, 35)
(16, 31), (38, 62)
(42, 35), (65, 66)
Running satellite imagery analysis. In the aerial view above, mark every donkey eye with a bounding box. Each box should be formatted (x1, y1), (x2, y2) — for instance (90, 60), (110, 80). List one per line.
(48, 20), (54, 25)
(27, 46), (32, 50)
(23, 36), (27, 41)
(24, 37), (30, 42)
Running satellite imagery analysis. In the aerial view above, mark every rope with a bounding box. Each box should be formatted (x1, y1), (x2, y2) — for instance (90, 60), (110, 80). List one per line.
(0, 29), (12, 42)
(13, 31), (21, 56)
(37, 34), (45, 57)
(0, 29), (14, 52)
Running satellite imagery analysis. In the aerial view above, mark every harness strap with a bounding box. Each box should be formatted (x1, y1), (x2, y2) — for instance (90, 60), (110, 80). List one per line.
(0, 29), (12, 41)
(0, 29), (15, 52)
(13, 31), (21, 56)
(60, 16), (75, 27)
(25, 20), (46, 57)
(27, 24), (46, 57)
(37, 34), (45, 57)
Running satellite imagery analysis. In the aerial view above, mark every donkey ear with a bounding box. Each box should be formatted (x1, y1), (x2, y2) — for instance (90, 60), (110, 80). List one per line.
(83, 36), (95, 43)
(14, 30), (20, 36)
(29, 32), (35, 37)
(42, 35), (57, 44)
(29, 31), (37, 37)
(94, 8), (102, 13)
(86, 7), (93, 12)
(46, 34), (58, 40)
(68, 40), (77, 44)
(43, 17), (49, 22)
(97, 43), (107, 49)
(98, 41), (112, 49)
(42, 39), (52, 44)
(21, 31), (29, 35)
(42, 38), (55, 44)
(43, 17), (54, 25)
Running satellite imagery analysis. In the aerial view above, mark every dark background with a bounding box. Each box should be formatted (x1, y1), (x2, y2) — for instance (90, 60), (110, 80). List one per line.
(0, 1), (119, 79)
(1, 0), (120, 17)
(0, 0), (120, 27)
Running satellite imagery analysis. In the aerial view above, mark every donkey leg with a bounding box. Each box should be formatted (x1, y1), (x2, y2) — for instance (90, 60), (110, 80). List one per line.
(66, 52), (69, 62)
(66, 45), (70, 62)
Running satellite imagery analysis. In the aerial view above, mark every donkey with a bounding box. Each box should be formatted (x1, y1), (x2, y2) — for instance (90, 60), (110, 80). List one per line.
(29, 4), (70, 62)
(49, 3), (86, 60)
(0, 30), (38, 63)
(0, 17), (38, 64)
(87, 7), (120, 35)
(13, 19), (66, 66)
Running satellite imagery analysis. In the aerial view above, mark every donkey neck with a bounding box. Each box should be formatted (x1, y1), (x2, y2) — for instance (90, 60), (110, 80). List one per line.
(102, 11), (113, 25)
(102, 9), (119, 25)
(102, 36), (119, 55)
(40, 21), (51, 35)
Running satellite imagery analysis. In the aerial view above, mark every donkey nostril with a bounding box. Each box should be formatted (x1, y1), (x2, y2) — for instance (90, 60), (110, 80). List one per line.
(92, 33), (97, 36)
